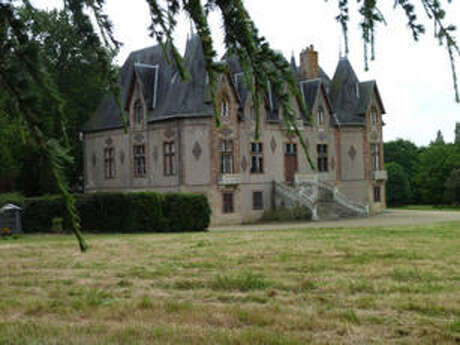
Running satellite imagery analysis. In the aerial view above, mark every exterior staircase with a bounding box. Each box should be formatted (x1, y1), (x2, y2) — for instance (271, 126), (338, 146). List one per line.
(273, 178), (369, 221)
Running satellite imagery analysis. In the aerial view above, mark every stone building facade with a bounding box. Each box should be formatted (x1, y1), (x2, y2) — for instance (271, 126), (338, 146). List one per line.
(83, 36), (387, 225)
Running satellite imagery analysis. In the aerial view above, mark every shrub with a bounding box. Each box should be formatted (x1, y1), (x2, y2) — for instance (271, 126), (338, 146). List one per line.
(261, 206), (312, 222)
(163, 193), (211, 232)
(21, 192), (210, 233)
(23, 195), (67, 233)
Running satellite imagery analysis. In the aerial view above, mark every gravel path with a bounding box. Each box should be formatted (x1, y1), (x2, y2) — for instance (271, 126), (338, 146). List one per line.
(210, 209), (460, 232)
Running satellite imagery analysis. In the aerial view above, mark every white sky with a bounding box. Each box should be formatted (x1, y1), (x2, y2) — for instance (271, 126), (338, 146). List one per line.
(40, 0), (460, 146)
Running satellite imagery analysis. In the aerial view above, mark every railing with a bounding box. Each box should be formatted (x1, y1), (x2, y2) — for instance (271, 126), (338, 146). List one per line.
(274, 182), (318, 220)
(332, 189), (369, 215)
(300, 179), (369, 216)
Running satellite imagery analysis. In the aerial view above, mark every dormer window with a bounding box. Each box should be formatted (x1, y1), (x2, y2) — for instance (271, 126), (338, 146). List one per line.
(221, 94), (229, 118)
(317, 107), (325, 126)
(134, 100), (143, 125)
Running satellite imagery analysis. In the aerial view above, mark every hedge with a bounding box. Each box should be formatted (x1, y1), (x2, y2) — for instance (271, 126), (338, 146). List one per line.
(163, 193), (211, 232)
(19, 192), (210, 233)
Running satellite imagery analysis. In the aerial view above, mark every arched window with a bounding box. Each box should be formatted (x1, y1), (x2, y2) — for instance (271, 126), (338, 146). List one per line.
(220, 94), (229, 118)
(317, 107), (325, 126)
(134, 100), (143, 125)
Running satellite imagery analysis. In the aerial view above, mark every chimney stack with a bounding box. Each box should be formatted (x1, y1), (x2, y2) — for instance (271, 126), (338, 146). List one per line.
(300, 44), (319, 80)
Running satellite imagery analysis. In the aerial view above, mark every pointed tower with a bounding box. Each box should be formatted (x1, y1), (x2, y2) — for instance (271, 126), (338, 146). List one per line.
(329, 57), (362, 123)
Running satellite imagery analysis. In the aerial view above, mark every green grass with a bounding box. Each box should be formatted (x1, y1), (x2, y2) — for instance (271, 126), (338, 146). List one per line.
(0, 222), (459, 344)
(392, 204), (460, 211)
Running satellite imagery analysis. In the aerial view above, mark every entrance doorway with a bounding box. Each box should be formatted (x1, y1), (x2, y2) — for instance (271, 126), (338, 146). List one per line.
(284, 143), (297, 183)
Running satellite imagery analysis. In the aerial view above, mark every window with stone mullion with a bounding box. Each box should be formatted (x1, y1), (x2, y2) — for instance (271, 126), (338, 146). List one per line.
(133, 144), (146, 177)
(104, 147), (115, 179)
(220, 140), (234, 174)
(317, 144), (328, 172)
(250, 142), (264, 174)
(371, 143), (379, 171)
(164, 142), (176, 176)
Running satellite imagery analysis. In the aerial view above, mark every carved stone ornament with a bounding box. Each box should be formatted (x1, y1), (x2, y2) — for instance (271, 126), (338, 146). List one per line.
(270, 136), (277, 153)
(91, 152), (97, 167)
(105, 137), (113, 146)
(318, 133), (327, 142)
(370, 131), (379, 141)
(331, 156), (336, 170)
(119, 150), (125, 165)
(134, 133), (144, 142)
(152, 146), (158, 163)
(348, 145), (357, 160)
(241, 155), (248, 172)
(220, 127), (233, 137)
(192, 141), (202, 160)
(164, 127), (175, 138)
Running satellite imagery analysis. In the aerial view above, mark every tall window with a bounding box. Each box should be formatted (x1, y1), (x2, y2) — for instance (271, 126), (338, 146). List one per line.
(317, 107), (325, 126)
(223, 192), (234, 213)
(374, 186), (381, 202)
(220, 140), (234, 174)
(133, 144), (146, 177)
(104, 147), (115, 179)
(370, 109), (377, 127)
(317, 144), (328, 172)
(250, 142), (264, 174)
(371, 143), (380, 171)
(253, 191), (263, 210)
(134, 100), (143, 125)
(221, 95), (229, 118)
(250, 106), (256, 121)
(164, 141), (176, 176)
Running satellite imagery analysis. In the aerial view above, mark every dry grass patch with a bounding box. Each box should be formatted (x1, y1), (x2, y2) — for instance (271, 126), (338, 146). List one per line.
(0, 222), (459, 344)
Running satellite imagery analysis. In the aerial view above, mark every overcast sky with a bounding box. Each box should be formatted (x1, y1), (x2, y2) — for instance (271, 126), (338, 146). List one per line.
(41, 0), (460, 145)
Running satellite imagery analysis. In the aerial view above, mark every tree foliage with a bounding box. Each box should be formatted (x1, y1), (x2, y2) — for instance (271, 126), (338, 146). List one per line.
(0, 0), (458, 251)
(385, 162), (411, 206)
(415, 140), (460, 205)
(445, 168), (460, 204)
(384, 139), (420, 202)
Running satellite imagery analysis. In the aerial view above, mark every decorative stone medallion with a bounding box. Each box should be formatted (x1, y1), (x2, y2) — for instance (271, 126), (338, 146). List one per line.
(270, 136), (277, 153)
(105, 137), (113, 146)
(192, 141), (202, 160)
(241, 155), (248, 172)
(91, 152), (97, 167)
(119, 150), (125, 165)
(348, 145), (357, 160)
(134, 133), (144, 142)
(164, 127), (175, 138)
(152, 146), (158, 163)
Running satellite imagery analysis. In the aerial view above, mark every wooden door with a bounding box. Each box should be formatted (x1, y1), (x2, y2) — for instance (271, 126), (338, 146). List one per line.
(284, 143), (297, 183)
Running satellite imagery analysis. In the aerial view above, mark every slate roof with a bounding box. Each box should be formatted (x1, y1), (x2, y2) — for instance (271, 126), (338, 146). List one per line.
(84, 36), (212, 133)
(329, 57), (385, 125)
(84, 38), (383, 132)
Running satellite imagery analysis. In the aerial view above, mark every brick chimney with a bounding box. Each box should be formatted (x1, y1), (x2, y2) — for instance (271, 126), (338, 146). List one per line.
(299, 45), (319, 80)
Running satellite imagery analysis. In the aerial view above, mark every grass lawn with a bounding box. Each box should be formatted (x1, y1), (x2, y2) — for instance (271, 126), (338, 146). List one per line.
(391, 205), (460, 211)
(1, 222), (459, 345)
